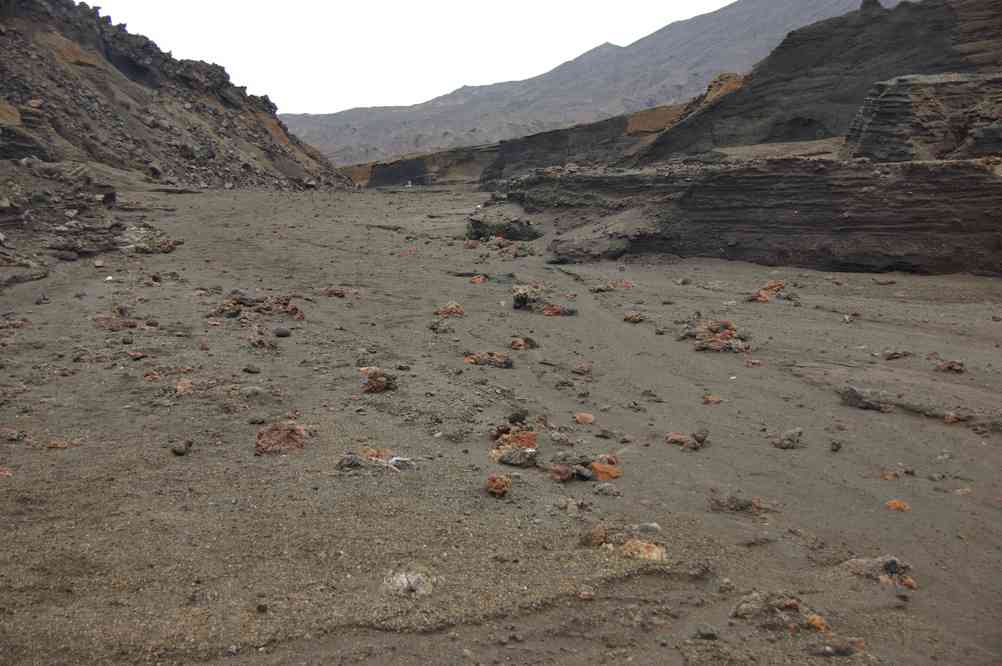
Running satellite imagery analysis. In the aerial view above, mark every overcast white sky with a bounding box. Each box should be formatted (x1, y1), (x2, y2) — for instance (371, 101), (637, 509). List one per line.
(93, 1), (734, 115)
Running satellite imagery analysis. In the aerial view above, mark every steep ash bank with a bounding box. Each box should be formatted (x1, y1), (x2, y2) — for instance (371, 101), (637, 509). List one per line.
(0, 0), (342, 189)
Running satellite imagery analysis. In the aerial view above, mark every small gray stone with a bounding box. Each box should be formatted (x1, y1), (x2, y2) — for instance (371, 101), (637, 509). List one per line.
(273, 326), (291, 338)
(499, 447), (538, 468)
(382, 570), (434, 597)
(694, 624), (719, 641)
(840, 386), (891, 412)
(240, 386), (269, 402)
(229, 289), (260, 306)
(551, 451), (593, 467)
(773, 427), (804, 450)
(389, 457), (417, 471)
(594, 482), (621, 496)
(508, 408), (529, 424)
(811, 643), (857, 658)
(337, 452), (366, 470)
(548, 431), (573, 447)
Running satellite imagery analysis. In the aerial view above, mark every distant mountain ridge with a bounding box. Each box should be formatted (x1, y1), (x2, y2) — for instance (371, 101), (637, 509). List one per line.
(283, 0), (901, 166)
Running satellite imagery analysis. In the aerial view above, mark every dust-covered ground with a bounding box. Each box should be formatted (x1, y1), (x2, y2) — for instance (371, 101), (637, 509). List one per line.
(1, 186), (1001, 665)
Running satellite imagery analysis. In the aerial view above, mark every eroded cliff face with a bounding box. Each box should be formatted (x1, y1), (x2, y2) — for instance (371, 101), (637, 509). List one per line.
(843, 73), (1002, 161)
(0, 0), (342, 188)
(641, 0), (1002, 161)
(508, 158), (1002, 275)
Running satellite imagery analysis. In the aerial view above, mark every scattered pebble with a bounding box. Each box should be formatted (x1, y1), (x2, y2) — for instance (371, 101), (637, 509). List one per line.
(171, 440), (193, 457)
(772, 427), (804, 450)
(594, 483), (621, 497)
(382, 570), (435, 597)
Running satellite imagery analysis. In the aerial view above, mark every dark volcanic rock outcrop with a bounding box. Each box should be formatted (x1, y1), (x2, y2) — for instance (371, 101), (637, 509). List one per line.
(843, 73), (1002, 161)
(490, 0), (1002, 277)
(363, 144), (499, 189)
(641, 0), (1002, 160)
(0, 0), (341, 188)
(509, 158), (1002, 275)
(347, 75), (746, 189)
(285, 0), (901, 166)
(481, 74), (745, 185)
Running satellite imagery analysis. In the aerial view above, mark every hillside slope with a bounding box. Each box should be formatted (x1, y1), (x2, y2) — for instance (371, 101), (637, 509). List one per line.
(284, 0), (901, 166)
(0, 0), (340, 188)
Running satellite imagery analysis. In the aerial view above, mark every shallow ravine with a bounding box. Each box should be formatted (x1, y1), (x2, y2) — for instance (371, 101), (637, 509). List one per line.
(1, 187), (1000, 665)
